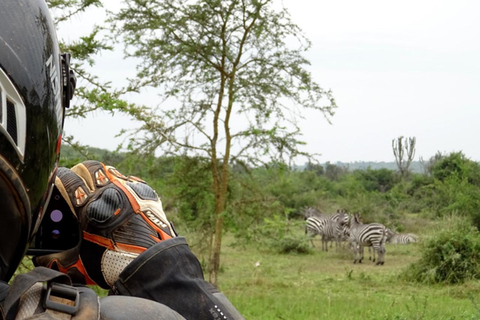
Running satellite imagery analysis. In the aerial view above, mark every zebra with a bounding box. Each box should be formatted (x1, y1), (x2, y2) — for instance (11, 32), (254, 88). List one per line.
(305, 216), (328, 248)
(325, 210), (350, 249)
(366, 227), (394, 261)
(388, 232), (418, 245)
(305, 210), (350, 251)
(349, 213), (387, 265)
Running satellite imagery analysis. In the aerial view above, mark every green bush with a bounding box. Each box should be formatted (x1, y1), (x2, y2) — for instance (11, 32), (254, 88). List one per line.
(401, 218), (480, 284)
(235, 214), (311, 254)
(353, 168), (397, 193)
(432, 152), (480, 186)
(276, 237), (312, 254)
(429, 174), (480, 220)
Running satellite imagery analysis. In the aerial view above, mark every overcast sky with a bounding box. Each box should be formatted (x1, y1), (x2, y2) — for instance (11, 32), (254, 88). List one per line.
(61, 0), (480, 163)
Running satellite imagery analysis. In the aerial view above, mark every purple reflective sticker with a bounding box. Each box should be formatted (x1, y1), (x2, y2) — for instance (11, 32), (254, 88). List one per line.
(50, 209), (63, 222)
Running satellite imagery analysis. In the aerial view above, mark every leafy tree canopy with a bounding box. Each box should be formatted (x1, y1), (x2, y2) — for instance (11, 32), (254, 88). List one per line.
(110, 0), (336, 164)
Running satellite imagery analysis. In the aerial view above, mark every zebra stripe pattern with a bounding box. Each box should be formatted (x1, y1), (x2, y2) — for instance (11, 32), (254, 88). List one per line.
(388, 233), (418, 245)
(305, 216), (328, 248)
(349, 214), (387, 265)
(305, 210), (350, 251)
(327, 210), (350, 249)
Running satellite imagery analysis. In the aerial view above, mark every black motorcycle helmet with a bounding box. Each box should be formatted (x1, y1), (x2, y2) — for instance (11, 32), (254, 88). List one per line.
(0, 0), (75, 281)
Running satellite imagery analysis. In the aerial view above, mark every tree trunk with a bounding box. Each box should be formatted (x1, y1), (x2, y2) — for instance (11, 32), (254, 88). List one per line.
(210, 206), (225, 287)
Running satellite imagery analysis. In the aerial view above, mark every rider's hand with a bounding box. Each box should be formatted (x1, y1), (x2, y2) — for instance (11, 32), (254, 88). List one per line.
(34, 160), (176, 289)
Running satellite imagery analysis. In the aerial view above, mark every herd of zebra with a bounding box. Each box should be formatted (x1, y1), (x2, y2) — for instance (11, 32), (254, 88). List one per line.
(304, 207), (418, 265)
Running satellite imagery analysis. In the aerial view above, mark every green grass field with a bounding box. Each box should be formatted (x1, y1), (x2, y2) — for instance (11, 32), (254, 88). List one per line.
(213, 230), (480, 319)
(15, 215), (480, 319)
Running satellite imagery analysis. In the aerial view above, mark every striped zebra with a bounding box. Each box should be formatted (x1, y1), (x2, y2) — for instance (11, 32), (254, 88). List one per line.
(366, 227), (394, 261)
(367, 228), (417, 261)
(304, 207), (326, 247)
(325, 210), (350, 249)
(305, 210), (350, 251)
(388, 232), (418, 245)
(305, 216), (327, 248)
(349, 213), (387, 265)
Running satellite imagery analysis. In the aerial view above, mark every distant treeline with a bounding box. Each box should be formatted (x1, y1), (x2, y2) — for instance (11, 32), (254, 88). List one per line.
(60, 144), (426, 172)
(319, 161), (424, 173)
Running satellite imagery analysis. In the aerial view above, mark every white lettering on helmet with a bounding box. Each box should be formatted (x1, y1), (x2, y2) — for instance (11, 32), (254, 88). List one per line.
(45, 54), (63, 131)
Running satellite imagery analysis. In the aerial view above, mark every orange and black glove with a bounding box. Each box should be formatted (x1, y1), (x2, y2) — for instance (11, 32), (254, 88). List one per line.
(34, 160), (176, 289)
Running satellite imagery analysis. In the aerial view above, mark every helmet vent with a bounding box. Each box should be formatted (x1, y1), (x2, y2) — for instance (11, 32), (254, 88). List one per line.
(0, 67), (26, 161)
(6, 98), (17, 145)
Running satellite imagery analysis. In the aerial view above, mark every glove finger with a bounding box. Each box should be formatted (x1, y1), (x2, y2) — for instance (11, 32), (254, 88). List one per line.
(70, 160), (111, 192)
(109, 167), (176, 239)
(55, 166), (95, 219)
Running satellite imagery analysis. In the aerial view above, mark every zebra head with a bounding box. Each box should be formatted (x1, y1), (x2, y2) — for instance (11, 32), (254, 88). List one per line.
(352, 213), (363, 226)
(385, 228), (395, 242)
(337, 210), (350, 225)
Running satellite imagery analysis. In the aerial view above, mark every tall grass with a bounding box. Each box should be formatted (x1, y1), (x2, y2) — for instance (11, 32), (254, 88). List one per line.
(210, 221), (480, 320)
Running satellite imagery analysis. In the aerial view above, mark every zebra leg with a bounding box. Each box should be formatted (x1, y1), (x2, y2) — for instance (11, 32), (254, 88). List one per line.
(352, 242), (358, 263)
(375, 246), (385, 265)
(358, 244), (364, 263)
(306, 232), (315, 248)
(376, 237), (387, 265)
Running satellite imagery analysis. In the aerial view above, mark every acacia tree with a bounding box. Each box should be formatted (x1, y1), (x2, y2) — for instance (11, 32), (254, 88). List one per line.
(111, 0), (336, 286)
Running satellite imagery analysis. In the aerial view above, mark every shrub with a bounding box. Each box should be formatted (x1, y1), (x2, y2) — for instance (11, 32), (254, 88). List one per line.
(276, 237), (312, 254)
(235, 214), (312, 254)
(432, 151), (480, 186)
(353, 168), (397, 193)
(401, 218), (480, 284)
(430, 174), (480, 220)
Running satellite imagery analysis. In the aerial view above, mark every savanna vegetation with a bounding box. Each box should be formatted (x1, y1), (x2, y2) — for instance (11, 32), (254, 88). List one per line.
(28, 146), (479, 319)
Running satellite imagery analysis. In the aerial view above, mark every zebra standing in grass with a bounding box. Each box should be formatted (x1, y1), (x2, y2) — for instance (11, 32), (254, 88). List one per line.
(349, 213), (387, 265)
(367, 227), (394, 261)
(305, 216), (327, 248)
(322, 210), (350, 250)
(305, 210), (350, 251)
(304, 207), (328, 247)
